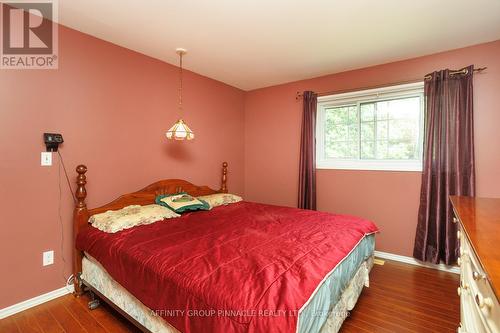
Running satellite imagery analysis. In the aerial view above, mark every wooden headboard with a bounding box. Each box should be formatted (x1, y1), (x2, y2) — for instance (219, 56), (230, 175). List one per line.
(72, 162), (228, 294)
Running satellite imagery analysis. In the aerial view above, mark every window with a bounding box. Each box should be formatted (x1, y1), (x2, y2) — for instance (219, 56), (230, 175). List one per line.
(316, 82), (424, 171)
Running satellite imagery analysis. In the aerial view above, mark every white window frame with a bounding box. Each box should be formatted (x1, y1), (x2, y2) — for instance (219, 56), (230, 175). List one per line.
(316, 82), (425, 172)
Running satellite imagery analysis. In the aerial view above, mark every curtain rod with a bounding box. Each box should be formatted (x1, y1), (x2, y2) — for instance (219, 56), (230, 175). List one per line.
(423, 66), (487, 80)
(296, 66), (487, 100)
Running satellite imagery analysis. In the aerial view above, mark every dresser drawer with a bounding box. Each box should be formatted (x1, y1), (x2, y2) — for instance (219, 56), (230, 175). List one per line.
(460, 284), (490, 333)
(458, 225), (500, 333)
(466, 261), (499, 332)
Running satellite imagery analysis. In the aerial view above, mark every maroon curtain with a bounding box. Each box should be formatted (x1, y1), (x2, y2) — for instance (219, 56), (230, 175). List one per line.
(298, 91), (317, 210)
(413, 65), (475, 265)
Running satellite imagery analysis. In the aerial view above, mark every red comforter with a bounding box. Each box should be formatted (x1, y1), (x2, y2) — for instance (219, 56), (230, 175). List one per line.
(76, 202), (378, 333)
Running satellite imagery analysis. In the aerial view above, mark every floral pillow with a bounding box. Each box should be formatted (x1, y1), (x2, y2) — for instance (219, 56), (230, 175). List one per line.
(197, 193), (242, 209)
(89, 204), (179, 233)
(155, 192), (210, 213)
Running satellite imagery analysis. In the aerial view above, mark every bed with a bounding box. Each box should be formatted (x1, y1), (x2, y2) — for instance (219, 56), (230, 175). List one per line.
(72, 162), (378, 333)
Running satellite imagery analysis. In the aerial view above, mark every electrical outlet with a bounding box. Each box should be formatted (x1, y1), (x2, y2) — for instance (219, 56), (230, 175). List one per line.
(43, 250), (54, 266)
(41, 152), (52, 166)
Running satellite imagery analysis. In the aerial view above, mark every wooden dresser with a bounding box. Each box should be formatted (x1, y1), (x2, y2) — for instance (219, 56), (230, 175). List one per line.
(451, 196), (500, 333)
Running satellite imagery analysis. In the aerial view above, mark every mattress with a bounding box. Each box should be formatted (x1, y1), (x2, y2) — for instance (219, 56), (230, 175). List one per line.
(76, 201), (378, 333)
(82, 234), (375, 333)
(77, 202), (378, 332)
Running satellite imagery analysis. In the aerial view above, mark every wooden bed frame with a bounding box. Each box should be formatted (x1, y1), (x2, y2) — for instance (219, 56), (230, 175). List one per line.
(72, 161), (229, 299)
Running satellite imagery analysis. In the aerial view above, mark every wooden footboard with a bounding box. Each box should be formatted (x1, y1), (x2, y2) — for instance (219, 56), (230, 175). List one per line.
(72, 162), (229, 295)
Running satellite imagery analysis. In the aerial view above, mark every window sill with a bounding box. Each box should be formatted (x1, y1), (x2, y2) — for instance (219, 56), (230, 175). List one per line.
(316, 160), (423, 172)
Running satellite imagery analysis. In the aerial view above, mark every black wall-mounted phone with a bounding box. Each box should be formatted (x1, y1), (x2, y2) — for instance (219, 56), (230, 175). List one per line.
(44, 133), (64, 152)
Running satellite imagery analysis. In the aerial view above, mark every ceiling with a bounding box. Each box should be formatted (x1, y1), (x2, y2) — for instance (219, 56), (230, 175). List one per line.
(58, 0), (500, 91)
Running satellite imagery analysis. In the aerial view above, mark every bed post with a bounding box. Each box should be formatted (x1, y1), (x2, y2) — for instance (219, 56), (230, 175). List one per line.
(73, 164), (89, 296)
(220, 162), (228, 193)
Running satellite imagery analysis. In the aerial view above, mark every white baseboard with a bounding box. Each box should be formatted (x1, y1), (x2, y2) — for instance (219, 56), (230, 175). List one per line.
(0, 285), (75, 319)
(374, 250), (460, 274)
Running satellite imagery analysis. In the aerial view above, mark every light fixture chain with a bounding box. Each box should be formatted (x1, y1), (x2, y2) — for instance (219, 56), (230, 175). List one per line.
(179, 52), (183, 110)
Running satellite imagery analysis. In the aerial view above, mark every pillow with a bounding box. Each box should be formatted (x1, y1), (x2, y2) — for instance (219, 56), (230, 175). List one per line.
(155, 192), (210, 213)
(197, 193), (242, 209)
(89, 204), (179, 233)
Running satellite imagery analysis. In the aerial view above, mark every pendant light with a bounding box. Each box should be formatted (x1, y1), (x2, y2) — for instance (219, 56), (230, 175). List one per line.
(166, 48), (194, 140)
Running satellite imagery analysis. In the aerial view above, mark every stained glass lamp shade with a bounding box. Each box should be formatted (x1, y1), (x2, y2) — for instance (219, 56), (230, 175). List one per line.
(166, 119), (194, 140)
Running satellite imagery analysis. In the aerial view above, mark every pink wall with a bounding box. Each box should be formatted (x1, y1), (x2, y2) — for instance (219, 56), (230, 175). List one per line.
(1, 22), (499, 311)
(244, 40), (500, 258)
(0, 25), (245, 308)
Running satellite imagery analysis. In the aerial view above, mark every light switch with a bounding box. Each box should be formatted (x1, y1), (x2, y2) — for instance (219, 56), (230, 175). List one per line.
(41, 152), (52, 166)
(43, 250), (54, 266)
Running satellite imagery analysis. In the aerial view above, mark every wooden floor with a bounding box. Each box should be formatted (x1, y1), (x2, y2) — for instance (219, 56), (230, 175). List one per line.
(0, 260), (459, 333)
(340, 260), (459, 333)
